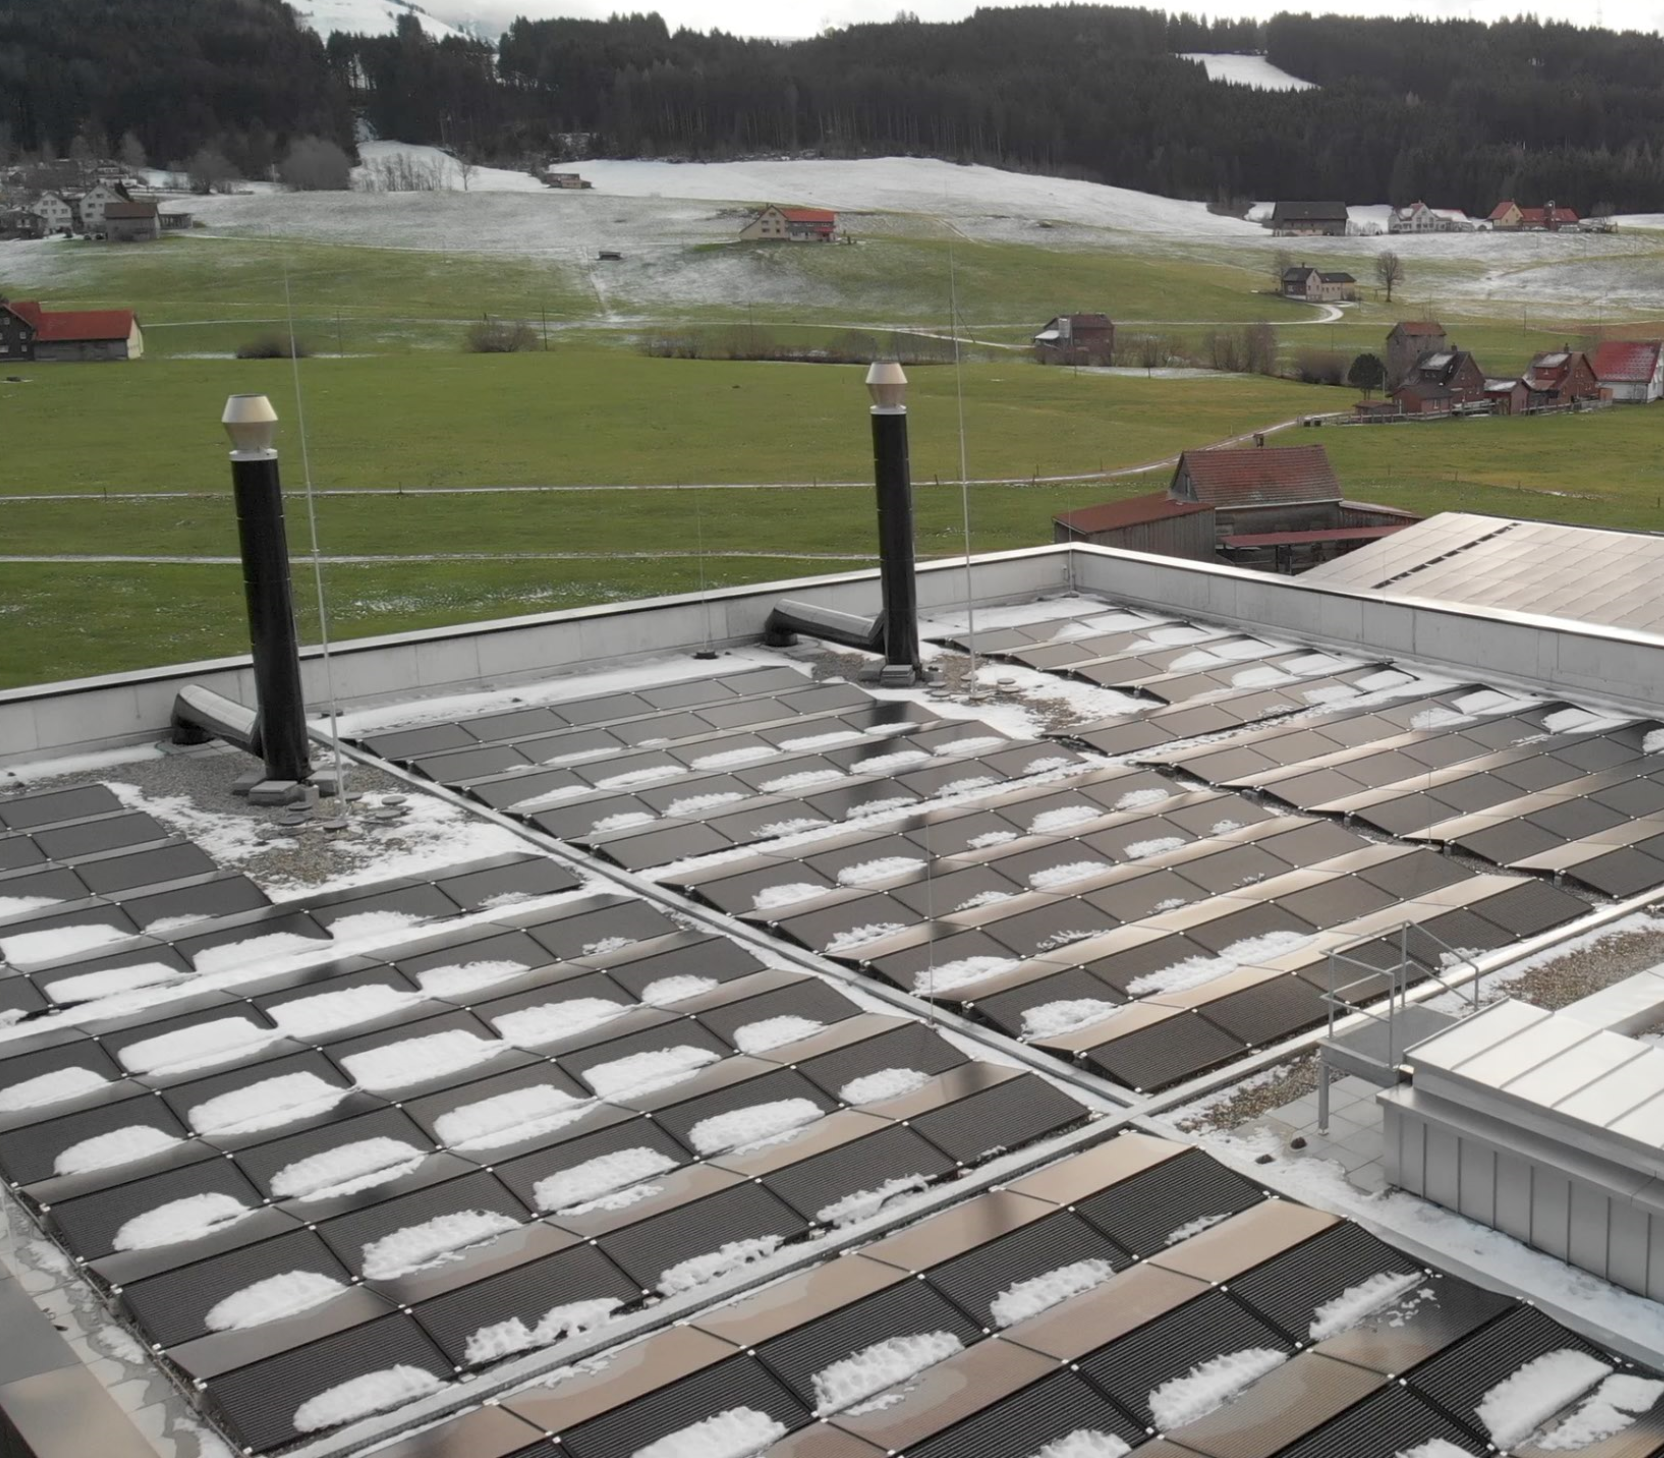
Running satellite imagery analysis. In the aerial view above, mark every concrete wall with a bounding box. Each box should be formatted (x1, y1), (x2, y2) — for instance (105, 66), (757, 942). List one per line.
(8, 537), (1664, 769)
(0, 547), (1071, 767)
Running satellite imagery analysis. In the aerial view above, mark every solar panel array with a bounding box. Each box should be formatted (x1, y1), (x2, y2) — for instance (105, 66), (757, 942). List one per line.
(363, 1131), (1664, 1458)
(346, 639), (1640, 1095)
(0, 781), (1089, 1455)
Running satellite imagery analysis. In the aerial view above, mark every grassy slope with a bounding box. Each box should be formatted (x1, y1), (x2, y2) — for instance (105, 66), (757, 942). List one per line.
(0, 352), (1332, 496)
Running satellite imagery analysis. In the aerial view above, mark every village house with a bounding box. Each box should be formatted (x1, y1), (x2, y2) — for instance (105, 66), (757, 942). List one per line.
(1267, 201), (1348, 236)
(1055, 441), (1415, 572)
(1279, 265), (1357, 302)
(538, 169), (593, 189)
(103, 200), (160, 243)
(79, 180), (133, 234)
(1489, 200), (1580, 231)
(1524, 349), (1599, 405)
(1032, 313), (1115, 366)
(1388, 201), (1474, 233)
(0, 300), (144, 361)
(30, 191), (79, 235)
(1590, 339), (1664, 403)
(739, 204), (837, 242)
(1414, 348), (1487, 405)
(1384, 319), (1448, 387)
(0, 207), (43, 240)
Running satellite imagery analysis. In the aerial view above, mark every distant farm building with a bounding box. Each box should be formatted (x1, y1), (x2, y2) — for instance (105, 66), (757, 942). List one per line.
(1484, 378), (1529, 415)
(1591, 339), (1664, 403)
(539, 170), (593, 189)
(740, 205), (837, 242)
(0, 207), (42, 240)
(30, 190), (78, 234)
(1392, 380), (1455, 417)
(1279, 264), (1357, 302)
(1489, 200), (1580, 231)
(1267, 201), (1348, 236)
(103, 200), (160, 243)
(1056, 441), (1415, 573)
(0, 301), (144, 361)
(1385, 320), (1448, 388)
(79, 180), (132, 233)
(1032, 313), (1115, 366)
(1388, 202), (1474, 233)
(1413, 349), (1486, 406)
(1524, 349), (1599, 406)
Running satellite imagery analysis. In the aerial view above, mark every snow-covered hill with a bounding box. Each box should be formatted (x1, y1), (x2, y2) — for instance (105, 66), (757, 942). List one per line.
(295, 0), (461, 39)
(1180, 53), (1315, 91)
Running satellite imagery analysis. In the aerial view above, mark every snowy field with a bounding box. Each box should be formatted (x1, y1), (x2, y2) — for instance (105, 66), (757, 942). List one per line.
(1179, 52), (1316, 90)
(8, 144), (1663, 315)
(293, 0), (461, 38)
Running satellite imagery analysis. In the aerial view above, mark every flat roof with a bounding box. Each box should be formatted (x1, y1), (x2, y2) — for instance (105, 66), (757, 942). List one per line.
(7, 548), (1664, 1457)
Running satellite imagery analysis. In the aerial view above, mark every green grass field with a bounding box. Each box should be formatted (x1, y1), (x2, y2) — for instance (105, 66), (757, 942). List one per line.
(5, 205), (1663, 689)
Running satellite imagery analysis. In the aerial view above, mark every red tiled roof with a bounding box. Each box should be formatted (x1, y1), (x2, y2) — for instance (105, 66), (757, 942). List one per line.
(1223, 524), (1410, 548)
(1591, 339), (1663, 384)
(780, 207), (835, 224)
(3, 300), (135, 342)
(1487, 200), (1518, 220)
(1054, 492), (1211, 535)
(1174, 444), (1340, 506)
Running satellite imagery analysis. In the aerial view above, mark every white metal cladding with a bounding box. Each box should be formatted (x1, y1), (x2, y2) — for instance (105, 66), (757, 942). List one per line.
(1387, 998), (1664, 1302)
(1302, 511), (1664, 636)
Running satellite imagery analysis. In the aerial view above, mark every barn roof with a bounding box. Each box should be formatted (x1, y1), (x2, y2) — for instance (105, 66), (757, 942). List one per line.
(1053, 492), (1211, 535)
(1591, 339), (1663, 384)
(1271, 201), (1347, 221)
(1173, 444), (1341, 506)
(2, 300), (136, 342)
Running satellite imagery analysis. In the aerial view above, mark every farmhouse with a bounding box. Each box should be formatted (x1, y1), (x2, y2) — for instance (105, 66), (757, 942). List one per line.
(1055, 441), (1414, 572)
(1031, 313), (1115, 366)
(1524, 348), (1599, 405)
(1489, 199), (1580, 231)
(0, 300), (144, 361)
(78, 180), (132, 233)
(1268, 200), (1348, 236)
(30, 190), (78, 234)
(1590, 338), (1664, 403)
(0, 207), (42, 239)
(103, 199), (160, 243)
(739, 204), (837, 241)
(1388, 201), (1473, 233)
(1413, 349), (1486, 405)
(1279, 265), (1357, 302)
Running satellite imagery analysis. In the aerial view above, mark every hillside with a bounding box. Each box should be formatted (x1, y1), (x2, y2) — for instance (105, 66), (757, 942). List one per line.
(293, 0), (460, 39)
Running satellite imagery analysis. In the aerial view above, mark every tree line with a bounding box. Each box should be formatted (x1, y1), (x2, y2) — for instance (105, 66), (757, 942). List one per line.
(12, 1), (1664, 213)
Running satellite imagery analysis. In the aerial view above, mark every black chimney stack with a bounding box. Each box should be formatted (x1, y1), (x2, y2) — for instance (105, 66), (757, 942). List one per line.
(222, 394), (311, 786)
(865, 361), (922, 685)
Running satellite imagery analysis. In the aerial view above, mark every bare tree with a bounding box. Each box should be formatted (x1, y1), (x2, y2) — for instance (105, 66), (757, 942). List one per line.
(186, 146), (239, 195)
(1271, 248), (1294, 292)
(1136, 332), (1165, 376)
(117, 131), (147, 173)
(456, 156), (478, 191)
(280, 137), (352, 191)
(1376, 250), (1405, 304)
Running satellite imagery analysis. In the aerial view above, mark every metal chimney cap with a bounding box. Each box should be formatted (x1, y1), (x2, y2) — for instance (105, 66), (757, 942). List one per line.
(866, 360), (908, 412)
(222, 393), (278, 455)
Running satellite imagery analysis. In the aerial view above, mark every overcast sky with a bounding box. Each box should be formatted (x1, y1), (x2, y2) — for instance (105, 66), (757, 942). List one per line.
(447, 0), (1664, 41)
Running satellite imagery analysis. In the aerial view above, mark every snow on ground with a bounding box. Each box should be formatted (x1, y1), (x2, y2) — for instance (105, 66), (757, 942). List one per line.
(1180, 53), (1316, 90)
